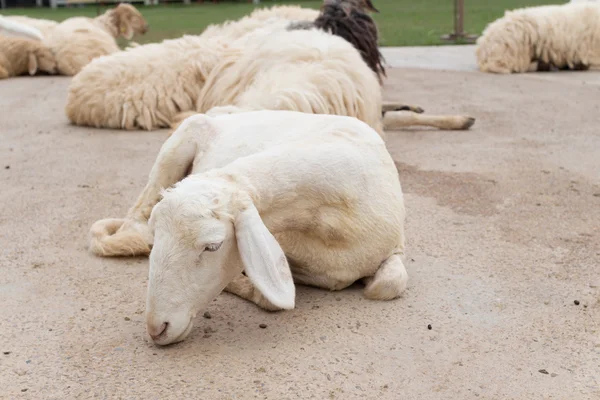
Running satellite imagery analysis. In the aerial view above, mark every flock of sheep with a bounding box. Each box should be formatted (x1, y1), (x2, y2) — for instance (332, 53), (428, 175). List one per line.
(0, 0), (597, 345)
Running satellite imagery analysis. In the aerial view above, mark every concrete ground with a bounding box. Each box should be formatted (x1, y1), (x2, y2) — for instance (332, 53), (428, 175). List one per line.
(1, 46), (599, 399)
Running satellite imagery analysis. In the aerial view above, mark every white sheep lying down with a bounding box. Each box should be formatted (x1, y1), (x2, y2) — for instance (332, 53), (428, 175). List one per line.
(0, 16), (44, 40)
(89, 110), (407, 345)
(476, 2), (600, 73)
(1, 15), (57, 37)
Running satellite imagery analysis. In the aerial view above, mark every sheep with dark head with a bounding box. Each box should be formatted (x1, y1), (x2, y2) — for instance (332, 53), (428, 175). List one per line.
(288, 0), (385, 83)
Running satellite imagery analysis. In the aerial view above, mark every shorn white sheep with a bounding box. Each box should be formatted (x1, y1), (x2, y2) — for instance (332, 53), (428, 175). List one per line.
(65, 5), (474, 133)
(0, 16), (44, 41)
(476, 2), (600, 73)
(1, 15), (57, 37)
(31, 4), (148, 76)
(89, 110), (408, 345)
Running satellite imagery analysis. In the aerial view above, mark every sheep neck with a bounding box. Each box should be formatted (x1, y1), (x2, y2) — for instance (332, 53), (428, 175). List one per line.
(94, 10), (119, 38)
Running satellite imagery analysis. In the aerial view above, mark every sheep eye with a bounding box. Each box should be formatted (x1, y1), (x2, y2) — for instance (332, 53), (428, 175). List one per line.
(205, 242), (222, 252)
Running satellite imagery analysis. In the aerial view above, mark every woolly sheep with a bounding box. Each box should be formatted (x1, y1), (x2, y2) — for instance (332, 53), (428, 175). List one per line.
(88, 110), (408, 345)
(2, 15), (57, 37)
(0, 35), (57, 79)
(0, 16), (44, 41)
(66, 6), (474, 132)
(43, 3), (148, 76)
(476, 2), (600, 73)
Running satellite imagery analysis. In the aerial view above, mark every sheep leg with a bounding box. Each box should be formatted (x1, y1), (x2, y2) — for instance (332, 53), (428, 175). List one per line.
(383, 111), (475, 131)
(362, 251), (408, 300)
(382, 101), (424, 115)
(126, 129), (198, 222)
(0, 66), (8, 79)
(89, 122), (199, 256)
(224, 274), (284, 312)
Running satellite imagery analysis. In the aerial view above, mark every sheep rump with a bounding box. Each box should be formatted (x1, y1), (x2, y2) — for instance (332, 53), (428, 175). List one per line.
(476, 2), (600, 73)
(0, 35), (57, 79)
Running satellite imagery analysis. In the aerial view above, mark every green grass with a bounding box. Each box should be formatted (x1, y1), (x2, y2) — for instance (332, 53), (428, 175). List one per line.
(2, 0), (565, 46)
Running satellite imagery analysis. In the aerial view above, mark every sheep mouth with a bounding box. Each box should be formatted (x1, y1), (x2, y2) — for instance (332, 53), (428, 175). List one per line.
(153, 319), (193, 346)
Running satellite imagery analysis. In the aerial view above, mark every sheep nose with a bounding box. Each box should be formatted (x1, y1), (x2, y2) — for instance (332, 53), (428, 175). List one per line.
(148, 321), (168, 341)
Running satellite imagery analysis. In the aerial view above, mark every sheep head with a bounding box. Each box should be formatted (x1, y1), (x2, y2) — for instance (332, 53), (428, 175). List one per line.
(28, 46), (57, 75)
(113, 3), (148, 39)
(322, 0), (380, 14)
(145, 177), (294, 346)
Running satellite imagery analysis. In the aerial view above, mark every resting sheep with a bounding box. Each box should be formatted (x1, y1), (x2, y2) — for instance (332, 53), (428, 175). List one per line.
(42, 3), (148, 76)
(88, 110), (408, 345)
(65, 5), (474, 133)
(2, 15), (57, 37)
(0, 35), (57, 79)
(0, 16), (44, 41)
(476, 2), (600, 73)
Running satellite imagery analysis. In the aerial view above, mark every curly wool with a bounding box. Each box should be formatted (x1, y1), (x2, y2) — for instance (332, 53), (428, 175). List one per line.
(476, 2), (600, 73)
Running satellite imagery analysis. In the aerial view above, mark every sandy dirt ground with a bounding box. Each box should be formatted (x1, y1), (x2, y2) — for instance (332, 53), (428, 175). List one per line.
(1, 46), (599, 399)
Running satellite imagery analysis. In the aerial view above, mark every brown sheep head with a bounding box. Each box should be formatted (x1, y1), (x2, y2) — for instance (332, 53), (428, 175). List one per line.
(28, 46), (57, 76)
(113, 3), (149, 40)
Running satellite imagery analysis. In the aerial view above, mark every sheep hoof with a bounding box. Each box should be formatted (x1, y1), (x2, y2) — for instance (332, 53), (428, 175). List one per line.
(458, 116), (476, 130)
(363, 252), (408, 301)
(445, 116), (476, 130)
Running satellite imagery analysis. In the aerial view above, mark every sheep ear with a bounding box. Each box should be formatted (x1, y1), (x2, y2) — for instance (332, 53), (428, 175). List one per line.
(235, 204), (295, 310)
(119, 17), (134, 39)
(28, 53), (38, 75)
(364, 0), (380, 13)
(340, 2), (352, 16)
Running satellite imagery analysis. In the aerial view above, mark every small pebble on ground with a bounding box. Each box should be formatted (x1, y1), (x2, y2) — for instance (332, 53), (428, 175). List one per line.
(259, 324), (267, 329)
(5, 166), (9, 169)
(203, 311), (212, 319)
(539, 369), (549, 375)
(574, 300), (580, 305)
(3, 351), (10, 355)
(427, 324), (432, 330)
(124, 317), (130, 321)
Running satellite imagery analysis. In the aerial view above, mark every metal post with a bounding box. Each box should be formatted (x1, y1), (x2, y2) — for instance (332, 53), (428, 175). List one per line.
(0, 0), (5, 9)
(455, 0), (464, 37)
(441, 0), (477, 43)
